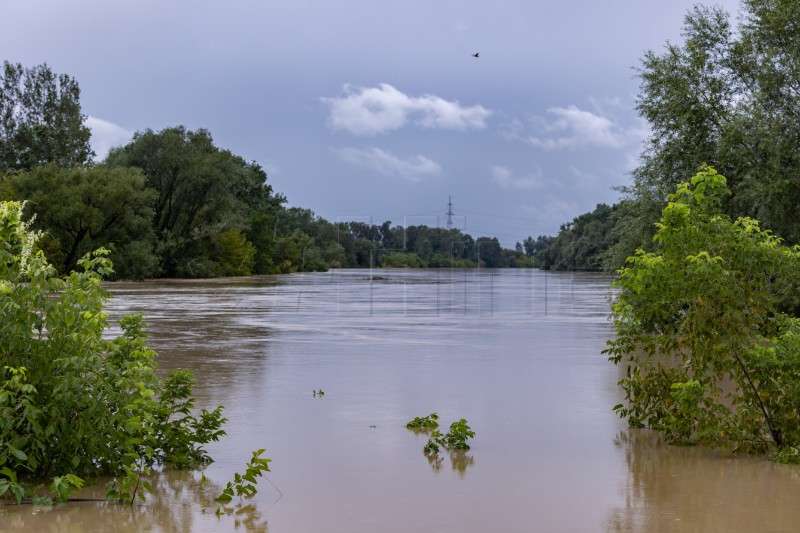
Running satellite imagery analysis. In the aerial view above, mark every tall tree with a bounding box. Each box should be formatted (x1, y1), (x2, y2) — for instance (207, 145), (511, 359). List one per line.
(105, 126), (282, 276)
(0, 61), (93, 171)
(610, 0), (800, 265)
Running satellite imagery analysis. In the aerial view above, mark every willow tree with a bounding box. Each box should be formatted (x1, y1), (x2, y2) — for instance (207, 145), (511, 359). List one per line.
(605, 167), (800, 461)
(608, 0), (800, 268)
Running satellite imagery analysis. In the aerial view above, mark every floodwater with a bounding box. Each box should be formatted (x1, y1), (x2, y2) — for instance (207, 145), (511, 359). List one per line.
(3, 269), (800, 532)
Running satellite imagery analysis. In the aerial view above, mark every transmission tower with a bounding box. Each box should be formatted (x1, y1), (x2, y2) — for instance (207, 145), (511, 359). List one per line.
(446, 196), (454, 229)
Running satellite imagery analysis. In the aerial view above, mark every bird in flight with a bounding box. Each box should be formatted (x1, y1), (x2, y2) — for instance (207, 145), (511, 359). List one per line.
(472, 52), (480, 58)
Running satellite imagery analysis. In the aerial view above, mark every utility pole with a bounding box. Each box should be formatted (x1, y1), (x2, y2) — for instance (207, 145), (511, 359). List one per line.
(446, 196), (454, 229)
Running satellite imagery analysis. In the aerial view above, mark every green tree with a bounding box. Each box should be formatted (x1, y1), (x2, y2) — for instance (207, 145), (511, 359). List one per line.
(533, 204), (618, 270)
(611, 0), (800, 265)
(5, 164), (158, 278)
(105, 126), (281, 277)
(476, 236), (504, 267)
(605, 168), (800, 460)
(0, 61), (93, 171)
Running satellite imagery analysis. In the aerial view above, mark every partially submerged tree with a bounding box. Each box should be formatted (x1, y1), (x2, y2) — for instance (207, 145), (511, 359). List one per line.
(104, 126), (282, 277)
(0, 201), (226, 502)
(605, 167), (800, 461)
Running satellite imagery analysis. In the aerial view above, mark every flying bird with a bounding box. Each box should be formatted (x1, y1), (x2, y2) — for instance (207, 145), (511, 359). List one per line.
(472, 52), (480, 58)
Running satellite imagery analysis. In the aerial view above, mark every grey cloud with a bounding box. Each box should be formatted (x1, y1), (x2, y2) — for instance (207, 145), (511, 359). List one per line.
(335, 147), (443, 181)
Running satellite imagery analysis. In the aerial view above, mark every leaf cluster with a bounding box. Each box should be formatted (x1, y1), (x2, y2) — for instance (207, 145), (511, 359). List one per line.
(214, 449), (271, 514)
(409, 416), (475, 455)
(405, 412), (440, 430)
(0, 61), (93, 172)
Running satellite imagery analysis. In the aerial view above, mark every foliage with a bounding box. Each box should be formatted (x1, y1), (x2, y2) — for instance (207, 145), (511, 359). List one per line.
(214, 449), (272, 514)
(0, 200), (226, 498)
(526, 1), (800, 273)
(3, 164), (158, 277)
(409, 415), (475, 455)
(0, 61), (93, 172)
(604, 168), (800, 460)
(0, 467), (25, 504)
(405, 413), (439, 430)
(441, 419), (475, 450)
(50, 473), (84, 503)
(104, 126), (282, 277)
(105, 461), (153, 505)
(212, 230), (256, 277)
(529, 203), (620, 271)
(609, 0), (800, 264)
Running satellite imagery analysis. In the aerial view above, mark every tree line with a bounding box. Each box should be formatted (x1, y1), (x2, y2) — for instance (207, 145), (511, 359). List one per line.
(527, 0), (800, 272)
(0, 61), (532, 279)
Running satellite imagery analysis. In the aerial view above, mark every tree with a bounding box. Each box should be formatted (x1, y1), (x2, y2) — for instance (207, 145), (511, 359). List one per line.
(0, 61), (93, 171)
(476, 236), (504, 267)
(605, 168), (800, 461)
(5, 164), (159, 279)
(105, 126), (281, 277)
(611, 0), (800, 265)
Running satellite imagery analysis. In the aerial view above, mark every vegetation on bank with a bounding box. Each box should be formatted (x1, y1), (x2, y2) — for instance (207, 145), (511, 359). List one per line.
(605, 167), (800, 462)
(0, 201), (227, 503)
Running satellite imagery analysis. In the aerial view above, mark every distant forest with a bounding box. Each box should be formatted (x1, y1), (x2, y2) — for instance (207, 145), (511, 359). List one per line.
(0, 62), (533, 279)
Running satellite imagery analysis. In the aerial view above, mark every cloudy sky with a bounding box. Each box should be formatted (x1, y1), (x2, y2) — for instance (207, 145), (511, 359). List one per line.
(2, 0), (741, 246)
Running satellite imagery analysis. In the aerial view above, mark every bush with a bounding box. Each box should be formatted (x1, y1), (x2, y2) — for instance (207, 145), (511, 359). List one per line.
(0, 201), (226, 494)
(604, 168), (800, 460)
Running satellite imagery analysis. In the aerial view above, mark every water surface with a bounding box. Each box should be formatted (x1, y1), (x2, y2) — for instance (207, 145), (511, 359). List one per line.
(3, 269), (799, 532)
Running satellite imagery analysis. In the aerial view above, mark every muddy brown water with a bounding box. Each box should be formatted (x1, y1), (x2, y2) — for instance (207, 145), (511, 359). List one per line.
(3, 269), (800, 532)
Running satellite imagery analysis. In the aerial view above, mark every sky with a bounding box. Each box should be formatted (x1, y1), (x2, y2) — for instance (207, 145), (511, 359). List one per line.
(2, 0), (743, 247)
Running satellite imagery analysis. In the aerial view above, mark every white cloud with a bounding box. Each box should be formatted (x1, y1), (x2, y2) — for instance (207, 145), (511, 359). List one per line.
(525, 105), (625, 150)
(492, 165), (544, 190)
(86, 116), (133, 160)
(322, 83), (491, 136)
(334, 147), (442, 181)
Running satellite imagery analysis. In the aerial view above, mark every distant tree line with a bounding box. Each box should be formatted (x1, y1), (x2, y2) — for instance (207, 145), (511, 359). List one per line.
(519, 203), (620, 271)
(0, 60), (532, 279)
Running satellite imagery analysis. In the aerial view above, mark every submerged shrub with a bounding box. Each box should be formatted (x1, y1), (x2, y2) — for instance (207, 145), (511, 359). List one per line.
(605, 168), (800, 461)
(0, 201), (226, 493)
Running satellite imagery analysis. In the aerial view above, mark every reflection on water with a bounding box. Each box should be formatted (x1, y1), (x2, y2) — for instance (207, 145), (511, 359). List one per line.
(0, 469), (268, 532)
(608, 429), (800, 532)
(4, 269), (800, 532)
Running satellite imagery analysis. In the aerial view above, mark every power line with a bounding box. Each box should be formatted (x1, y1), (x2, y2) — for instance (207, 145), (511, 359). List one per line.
(446, 196), (454, 230)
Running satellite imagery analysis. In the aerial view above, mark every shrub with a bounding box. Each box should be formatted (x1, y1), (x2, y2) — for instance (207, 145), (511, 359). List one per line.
(0, 201), (226, 498)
